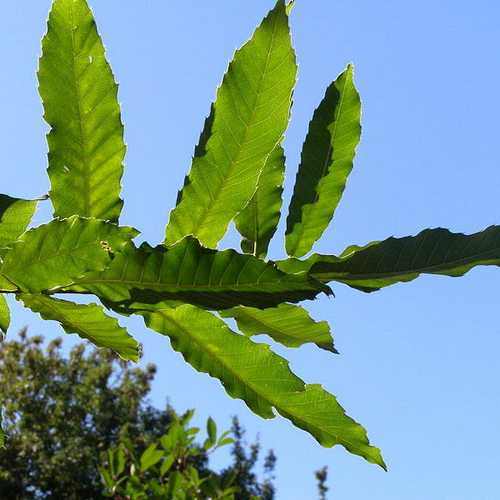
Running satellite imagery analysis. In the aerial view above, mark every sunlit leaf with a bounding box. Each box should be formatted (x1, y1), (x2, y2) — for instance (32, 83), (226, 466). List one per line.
(38, 0), (125, 221)
(220, 303), (336, 352)
(20, 294), (140, 361)
(0, 195), (38, 251)
(0, 276), (16, 293)
(165, 0), (297, 248)
(140, 444), (164, 472)
(235, 145), (286, 258)
(1, 216), (137, 293)
(141, 304), (385, 468)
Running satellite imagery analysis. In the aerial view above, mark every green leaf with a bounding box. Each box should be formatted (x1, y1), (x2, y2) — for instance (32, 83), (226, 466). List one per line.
(99, 467), (114, 489)
(235, 144), (286, 258)
(279, 226), (500, 292)
(0, 276), (16, 293)
(1, 216), (137, 293)
(165, 0), (297, 248)
(140, 444), (164, 472)
(115, 447), (126, 477)
(276, 384), (385, 468)
(216, 437), (235, 448)
(62, 237), (330, 309)
(20, 294), (140, 362)
(38, 0), (125, 222)
(0, 295), (10, 337)
(206, 417), (217, 446)
(159, 455), (175, 477)
(286, 65), (361, 257)
(141, 305), (385, 468)
(0, 195), (38, 250)
(167, 471), (182, 496)
(220, 304), (336, 352)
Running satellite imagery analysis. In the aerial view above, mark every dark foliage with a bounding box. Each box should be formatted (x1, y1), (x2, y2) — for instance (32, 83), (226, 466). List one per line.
(0, 332), (275, 499)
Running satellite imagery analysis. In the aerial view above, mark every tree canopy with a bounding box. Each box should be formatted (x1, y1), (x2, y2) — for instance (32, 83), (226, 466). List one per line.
(0, 333), (278, 499)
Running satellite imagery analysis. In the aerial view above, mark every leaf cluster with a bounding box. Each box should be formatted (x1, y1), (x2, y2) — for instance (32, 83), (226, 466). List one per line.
(100, 412), (237, 499)
(1, 0), (498, 469)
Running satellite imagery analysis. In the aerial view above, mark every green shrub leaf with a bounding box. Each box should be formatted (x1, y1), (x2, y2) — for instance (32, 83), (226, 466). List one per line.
(279, 226), (500, 292)
(165, 0), (297, 248)
(38, 0), (125, 222)
(235, 145), (286, 258)
(62, 237), (330, 309)
(0, 295), (10, 337)
(206, 417), (217, 446)
(0, 195), (38, 251)
(140, 444), (164, 472)
(1, 216), (137, 293)
(141, 305), (385, 468)
(286, 65), (361, 257)
(19, 294), (140, 361)
(220, 304), (336, 352)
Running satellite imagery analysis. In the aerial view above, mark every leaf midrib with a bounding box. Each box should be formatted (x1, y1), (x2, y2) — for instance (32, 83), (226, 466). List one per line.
(314, 246), (500, 282)
(68, 2), (91, 216)
(152, 308), (302, 417)
(161, 308), (362, 452)
(62, 276), (312, 291)
(23, 295), (137, 359)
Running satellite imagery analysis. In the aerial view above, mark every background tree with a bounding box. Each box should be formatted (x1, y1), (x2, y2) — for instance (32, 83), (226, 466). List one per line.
(315, 467), (329, 500)
(0, 333), (276, 499)
(100, 410), (238, 499)
(220, 418), (276, 500)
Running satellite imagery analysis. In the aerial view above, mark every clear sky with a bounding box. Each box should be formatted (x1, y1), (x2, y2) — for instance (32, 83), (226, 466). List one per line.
(2, 1), (500, 498)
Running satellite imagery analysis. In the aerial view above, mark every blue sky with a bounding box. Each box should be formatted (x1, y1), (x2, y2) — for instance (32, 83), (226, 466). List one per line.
(3, 1), (500, 498)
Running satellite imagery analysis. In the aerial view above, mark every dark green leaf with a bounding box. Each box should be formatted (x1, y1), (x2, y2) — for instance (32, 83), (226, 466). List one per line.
(279, 226), (500, 292)
(62, 237), (330, 309)
(235, 145), (286, 258)
(286, 65), (361, 257)
(141, 305), (385, 468)
(38, 0), (125, 222)
(20, 294), (140, 362)
(1, 216), (137, 293)
(165, 0), (297, 248)
(220, 304), (336, 352)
